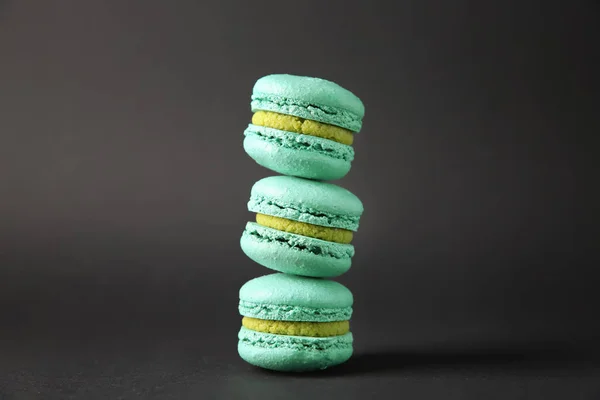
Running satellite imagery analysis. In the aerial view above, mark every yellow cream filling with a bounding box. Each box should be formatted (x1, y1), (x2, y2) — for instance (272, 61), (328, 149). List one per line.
(256, 213), (353, 244)
(242, 317), (349, 337)
(252, 110), (354, 145)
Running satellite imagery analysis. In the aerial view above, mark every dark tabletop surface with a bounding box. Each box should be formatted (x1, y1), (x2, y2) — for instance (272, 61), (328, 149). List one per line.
(2, 332), (600, 399)
(2, 263), (600, 400)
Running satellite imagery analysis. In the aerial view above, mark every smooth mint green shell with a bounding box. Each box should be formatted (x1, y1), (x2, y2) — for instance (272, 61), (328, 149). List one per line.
(251, 74), (364, 132)
(243, 124), (353, 181)
(238, 272), (353, 321)
(240, 222), (354, 278)
(247, 175), (363, 232)
(238, 327), (353, 372)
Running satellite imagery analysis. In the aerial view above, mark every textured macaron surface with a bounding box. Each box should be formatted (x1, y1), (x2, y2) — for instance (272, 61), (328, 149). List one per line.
(243, 125), (354, 181)
(239, 299), (352, 322)
(243, 222), (355, 260)
(240, 222), (354, 278)
(239, 327), (353, 352)
(251, 74), (364, 132)
(239, 272), (353, 322)
(243, 125), (354, 162)
(248, 175), (363, 232)
(238, 327), (353, 371)
(240, 272), (353, 309)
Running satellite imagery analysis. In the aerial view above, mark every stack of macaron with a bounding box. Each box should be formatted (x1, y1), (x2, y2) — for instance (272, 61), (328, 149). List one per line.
(238, 74), (365, 372)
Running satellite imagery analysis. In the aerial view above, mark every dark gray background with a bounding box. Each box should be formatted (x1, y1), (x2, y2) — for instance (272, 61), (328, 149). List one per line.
(1, 0), (598, 398)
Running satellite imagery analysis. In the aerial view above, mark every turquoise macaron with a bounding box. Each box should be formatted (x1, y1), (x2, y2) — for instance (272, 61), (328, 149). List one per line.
(238, 273), (354, 372)
(240, 175), (364, 278)
(243, 74), (365, 181)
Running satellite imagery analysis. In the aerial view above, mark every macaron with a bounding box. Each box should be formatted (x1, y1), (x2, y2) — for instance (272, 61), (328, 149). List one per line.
(240, 175), (363, 278)
(238, 273), (354, 372)
(243, 74), (365, 181)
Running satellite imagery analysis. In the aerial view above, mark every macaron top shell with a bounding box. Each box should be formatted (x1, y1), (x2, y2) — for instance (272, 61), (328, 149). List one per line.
(239, 273), (353, 309)
(251, 74), (364, 132)
(248, 175), (364, 231)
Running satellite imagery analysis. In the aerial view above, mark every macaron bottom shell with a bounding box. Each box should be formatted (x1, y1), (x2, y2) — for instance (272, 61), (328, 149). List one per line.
(240, 222), (353, 278)
(243, 125), (353, 181)
(238, 327), (353, 372)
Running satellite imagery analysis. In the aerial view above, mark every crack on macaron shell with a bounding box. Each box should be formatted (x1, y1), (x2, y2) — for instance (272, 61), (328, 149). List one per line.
(239, 327), (353, 352)
(251, 94), (362, 133)
(244, 124), (354, 162)
(244, 222), (354, 259)
(248, 196), (360, 231)
(238, 300), (353, 322)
